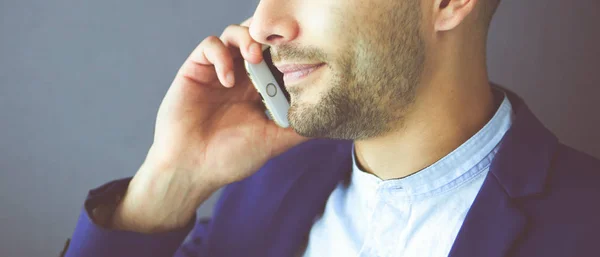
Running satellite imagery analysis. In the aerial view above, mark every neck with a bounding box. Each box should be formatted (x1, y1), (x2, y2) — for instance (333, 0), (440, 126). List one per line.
(354, 51), (496, 180)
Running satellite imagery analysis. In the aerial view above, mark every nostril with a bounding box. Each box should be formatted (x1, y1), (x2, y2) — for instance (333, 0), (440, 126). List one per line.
(266, 34), (283, 42)
(440, 0), (450, 8)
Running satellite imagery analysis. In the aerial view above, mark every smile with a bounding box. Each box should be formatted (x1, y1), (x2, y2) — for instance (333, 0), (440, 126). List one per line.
(276, 63), (327, 85)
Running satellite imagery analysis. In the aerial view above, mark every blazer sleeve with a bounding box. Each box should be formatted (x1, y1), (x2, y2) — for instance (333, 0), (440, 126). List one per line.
(63, 178), (202, 257)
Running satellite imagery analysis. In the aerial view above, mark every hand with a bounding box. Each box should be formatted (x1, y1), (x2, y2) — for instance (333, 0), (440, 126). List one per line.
(111, 18), (310, 233)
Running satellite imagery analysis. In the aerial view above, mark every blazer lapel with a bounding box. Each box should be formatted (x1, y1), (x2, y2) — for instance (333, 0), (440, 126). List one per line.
(203, 139), (353, 257)
(265, 140), (354, 257)
(449, 85), (559, 257)
(447, 175), (526, 257)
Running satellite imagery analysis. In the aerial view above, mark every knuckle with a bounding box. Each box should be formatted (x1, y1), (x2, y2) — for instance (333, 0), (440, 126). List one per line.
(224, 24), (240, 33)
(221, 25), (248, 45)
(202, 36), (228, 58)
(219, 25), (237, 40)
(211, 52), (231, 70)
(203, 35), (222, 46)
(214, 47), (231, 60)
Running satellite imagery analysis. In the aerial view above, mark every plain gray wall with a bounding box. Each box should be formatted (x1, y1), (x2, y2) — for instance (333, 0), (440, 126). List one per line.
(1, 0), (598, 256)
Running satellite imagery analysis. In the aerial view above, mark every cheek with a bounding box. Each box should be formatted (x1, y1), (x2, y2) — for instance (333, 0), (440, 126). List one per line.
(297, 1), (327, 36)
(297, 0), (350, 55)
(296, 0), (367, 90)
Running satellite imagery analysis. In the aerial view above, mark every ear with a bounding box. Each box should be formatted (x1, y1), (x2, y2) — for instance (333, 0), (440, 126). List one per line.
(434, 0), (478, 32)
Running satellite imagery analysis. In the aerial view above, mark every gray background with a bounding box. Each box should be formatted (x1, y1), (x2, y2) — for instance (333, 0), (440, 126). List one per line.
(0, 0), (598, 256)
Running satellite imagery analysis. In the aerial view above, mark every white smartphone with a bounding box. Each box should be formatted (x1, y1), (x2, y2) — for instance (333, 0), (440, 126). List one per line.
(244, 45), (291, 128)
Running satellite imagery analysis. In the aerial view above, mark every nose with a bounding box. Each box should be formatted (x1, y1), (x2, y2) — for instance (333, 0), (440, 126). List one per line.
(248, 0), (299, 46)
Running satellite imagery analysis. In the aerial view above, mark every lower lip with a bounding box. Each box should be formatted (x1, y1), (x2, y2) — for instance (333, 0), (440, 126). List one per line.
(283, 64), (326, 85)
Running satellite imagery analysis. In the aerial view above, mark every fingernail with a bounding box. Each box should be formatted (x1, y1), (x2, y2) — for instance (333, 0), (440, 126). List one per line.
(250, 43), (262, 55)
(226, 71), (235, 87)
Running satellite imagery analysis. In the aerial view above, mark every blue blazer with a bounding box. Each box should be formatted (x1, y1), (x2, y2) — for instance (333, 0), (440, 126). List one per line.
(64, 86), (600, 257)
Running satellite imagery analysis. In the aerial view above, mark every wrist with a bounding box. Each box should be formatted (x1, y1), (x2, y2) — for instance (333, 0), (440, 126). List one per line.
(111, 160), (219, 233)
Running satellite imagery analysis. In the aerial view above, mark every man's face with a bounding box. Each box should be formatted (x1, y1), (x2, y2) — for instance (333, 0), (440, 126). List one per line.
(262, 0), (426, 140)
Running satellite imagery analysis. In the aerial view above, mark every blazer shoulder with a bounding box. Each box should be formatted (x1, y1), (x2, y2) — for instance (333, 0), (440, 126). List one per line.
(516, 144), (600, 252)
(538, 143), (600, 209)
(551, 144), (600, 184)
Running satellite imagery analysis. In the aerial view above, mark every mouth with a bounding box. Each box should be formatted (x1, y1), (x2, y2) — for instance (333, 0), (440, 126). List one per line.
(275, 63), (327, 85)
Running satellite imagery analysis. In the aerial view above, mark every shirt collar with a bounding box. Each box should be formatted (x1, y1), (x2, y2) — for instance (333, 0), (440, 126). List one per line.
(350, 88), (515, 196)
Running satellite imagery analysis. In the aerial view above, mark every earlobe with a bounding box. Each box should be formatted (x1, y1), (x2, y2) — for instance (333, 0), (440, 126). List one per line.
(434, 0), (476, 32)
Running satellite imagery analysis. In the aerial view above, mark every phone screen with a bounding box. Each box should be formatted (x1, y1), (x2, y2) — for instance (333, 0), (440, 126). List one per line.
(262, 49), (291, 102)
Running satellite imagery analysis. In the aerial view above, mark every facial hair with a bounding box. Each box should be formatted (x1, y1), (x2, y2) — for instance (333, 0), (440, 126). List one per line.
(272, 0), (425, 140)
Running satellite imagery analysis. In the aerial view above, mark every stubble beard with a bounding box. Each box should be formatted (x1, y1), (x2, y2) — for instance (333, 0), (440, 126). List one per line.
(287, 0), (425, 141)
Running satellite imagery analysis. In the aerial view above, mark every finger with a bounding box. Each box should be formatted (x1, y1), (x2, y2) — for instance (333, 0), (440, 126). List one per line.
(188, 36), (236, 88)
(220, 25), (263, 64)
(240, 17), (252, 27)
(176, 60), (218, 86)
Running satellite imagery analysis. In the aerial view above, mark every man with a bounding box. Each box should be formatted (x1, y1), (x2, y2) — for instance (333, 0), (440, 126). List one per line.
(63, 0), (600, 256)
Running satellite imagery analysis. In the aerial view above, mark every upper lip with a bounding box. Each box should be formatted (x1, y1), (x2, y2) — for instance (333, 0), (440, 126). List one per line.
(274, 63), (325, 74)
